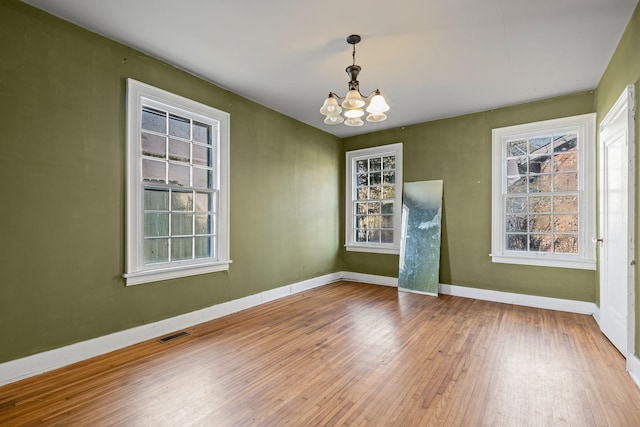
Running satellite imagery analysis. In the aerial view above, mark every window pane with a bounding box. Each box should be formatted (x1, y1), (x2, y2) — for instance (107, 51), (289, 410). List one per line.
(529, 214), (551, 232)
(506, 215), (527, 232)
(142, 159), (166, 183)
(381, 230), (393, 243)
(171, 237), (193, 260)
(357, 174), (368, 186)
(193, 144), (212, 166)
(529, 136), (552, 155)
(144, 238), (169, 263)
(554, 134), (577, 152)
(195, 236), (212, 258)
(144, 188), (169, 210)
(193, 121), (211, 144)
(554, 235), (578, 253)
(172, 213), (193, 236)
(367, 229), (381, 243)
(356, 160), (368, 173)
(529, 234), (552, 252)
(141, 107), (166, 133)
(506, 234), (527, 251)
(381, 215), (393, 228)
(355, 229), (367, 242)
(193, 168), (212, 190)
(169, 138), (190, 163)
(553, 173), (578, 191)
(369, 187), (382, 200)
(141, 132), (166, 158)
(370, 172), (381, 185)
(553, 152), (577, 172)
(168, 163), (190, 186)
(383, 171), (395, 184)
(554, 195), (578, 213)
(370, 158), (382, 171)
(529, 155), (551, 174)
(367, 216), (381, 229)
(383, 186), (395, 199)
(367, 202), (381, 215)
(506, 197), (527, 213)
(554, 214), (578, 233)
(195, 192), (213, 212)
(357, 187), (368, 200)
(169, 114), (190, 139)
(144, 213), (169, 237)
(382, 202), (393, 214)
(507, 140), (527, 157)
(506, 158), (527, 177)
(506, 177), (527, 193)
(529, 196), (551, 213)
(355, 216), (365, 230)
(382, 156), (395, 170)
(195, 214), (213, 235)
(355, 202), (366, 215)
(171, 191), (193, 211)
(528, 174), (551, 193)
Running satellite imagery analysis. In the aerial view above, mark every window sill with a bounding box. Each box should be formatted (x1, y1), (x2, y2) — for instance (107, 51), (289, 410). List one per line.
(123, 260), (231, 286)
(491, 254), (595, 270)
(345, 245), (400, 255)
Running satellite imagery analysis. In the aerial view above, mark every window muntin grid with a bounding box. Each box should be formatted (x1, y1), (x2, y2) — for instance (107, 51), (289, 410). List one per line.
(504, 133), (579, 254)
(353, 154), (396, 244)
(140, 106), (218, 264)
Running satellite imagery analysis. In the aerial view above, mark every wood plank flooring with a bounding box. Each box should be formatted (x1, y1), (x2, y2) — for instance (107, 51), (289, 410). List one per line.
(1, 281), (640, 426)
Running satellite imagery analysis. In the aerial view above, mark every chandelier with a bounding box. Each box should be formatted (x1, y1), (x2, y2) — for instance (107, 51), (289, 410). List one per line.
(319, 35), (390, 127)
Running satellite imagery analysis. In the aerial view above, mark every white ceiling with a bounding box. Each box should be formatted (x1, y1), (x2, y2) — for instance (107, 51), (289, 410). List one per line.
(22, 0), (639, 138)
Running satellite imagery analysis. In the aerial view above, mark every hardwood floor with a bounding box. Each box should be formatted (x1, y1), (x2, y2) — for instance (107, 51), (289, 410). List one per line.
(1, 281), (639, 426)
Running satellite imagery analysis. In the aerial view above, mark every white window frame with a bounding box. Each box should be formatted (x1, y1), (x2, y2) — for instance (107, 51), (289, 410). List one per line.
(491, 113), (596, 270)
(345, 143), (403, 254)
(123, 79), (230, 286)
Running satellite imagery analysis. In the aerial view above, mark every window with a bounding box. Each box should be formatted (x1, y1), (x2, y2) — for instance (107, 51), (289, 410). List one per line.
(124, 79), (230, 285)
(345, 143), (403, 254)
(491, 114), (595, 270)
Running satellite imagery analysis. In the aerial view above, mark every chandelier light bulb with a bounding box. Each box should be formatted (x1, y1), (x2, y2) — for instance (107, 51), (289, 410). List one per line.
(366, 112), (387, 123)
(344, 108), (365, 118)
(342, 90), (365, 109)
(324, 114), (345, 125)
(344, 118), (364, 127)
(319, 95), (342, 116)
(366, 91), (390, 114)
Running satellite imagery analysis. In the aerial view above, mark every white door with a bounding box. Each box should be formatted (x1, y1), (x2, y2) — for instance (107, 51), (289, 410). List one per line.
(599, 85), (635, 357)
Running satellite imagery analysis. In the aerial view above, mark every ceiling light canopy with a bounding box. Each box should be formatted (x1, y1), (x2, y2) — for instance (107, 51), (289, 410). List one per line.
(320, 35), (389, 127)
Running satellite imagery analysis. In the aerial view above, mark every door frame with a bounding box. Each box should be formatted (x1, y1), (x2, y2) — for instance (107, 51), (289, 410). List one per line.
(598, 84), (635, 366)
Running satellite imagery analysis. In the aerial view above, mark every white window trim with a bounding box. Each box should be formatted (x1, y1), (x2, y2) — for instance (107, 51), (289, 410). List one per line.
(345, 143), (403, 255)
(491, 114), (596, 270)
(123, 79), (231, 286)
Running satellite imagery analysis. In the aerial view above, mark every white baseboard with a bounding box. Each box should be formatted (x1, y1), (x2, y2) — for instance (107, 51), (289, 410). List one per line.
(340, 271), (398, 287)
(629, 354), (640, 389)
(439, 284), (599, 316)
(0, 272), (342, 386)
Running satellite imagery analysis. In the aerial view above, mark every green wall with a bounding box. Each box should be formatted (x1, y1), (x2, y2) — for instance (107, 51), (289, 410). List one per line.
(596, 1), (640, 358)
(0, 0), (341, 363)
(342, 92), (597, 302)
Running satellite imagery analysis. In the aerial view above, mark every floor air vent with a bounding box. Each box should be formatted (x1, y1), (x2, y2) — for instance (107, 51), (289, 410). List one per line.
(158, 331), (189, 343)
